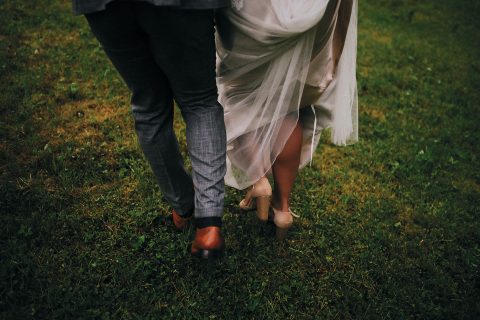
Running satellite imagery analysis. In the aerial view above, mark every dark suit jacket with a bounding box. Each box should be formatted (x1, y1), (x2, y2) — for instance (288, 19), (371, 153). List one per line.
(72, 0), (230, 15)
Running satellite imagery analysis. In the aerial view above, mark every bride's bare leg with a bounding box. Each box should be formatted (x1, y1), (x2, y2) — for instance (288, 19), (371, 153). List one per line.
(271, 120), (303, 211)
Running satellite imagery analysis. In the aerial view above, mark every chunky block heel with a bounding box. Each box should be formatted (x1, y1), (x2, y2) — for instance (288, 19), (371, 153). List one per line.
(256, 196), (271, 222)
(275, 226), (290, 241)
(271, 206), (297, 241)
(239, 177), (272, 222)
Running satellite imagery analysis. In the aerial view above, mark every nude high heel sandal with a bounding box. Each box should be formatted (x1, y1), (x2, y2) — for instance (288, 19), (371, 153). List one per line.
(271, 207), (299, 240)
(239, 177), (272, 222)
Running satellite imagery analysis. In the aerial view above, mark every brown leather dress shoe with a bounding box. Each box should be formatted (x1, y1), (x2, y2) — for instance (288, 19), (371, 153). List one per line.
(191, 226), (225, 259)
(172, 210), (192, 231)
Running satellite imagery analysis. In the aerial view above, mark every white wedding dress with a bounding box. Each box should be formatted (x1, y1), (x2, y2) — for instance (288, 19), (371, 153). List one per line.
(216, 0), (358, 190)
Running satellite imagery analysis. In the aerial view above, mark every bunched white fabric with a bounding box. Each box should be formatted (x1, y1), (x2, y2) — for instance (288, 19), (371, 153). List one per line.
(216, 0), (358, 189)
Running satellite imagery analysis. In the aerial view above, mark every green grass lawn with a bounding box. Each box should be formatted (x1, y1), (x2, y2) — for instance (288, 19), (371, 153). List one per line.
(1, 0), (479, 319)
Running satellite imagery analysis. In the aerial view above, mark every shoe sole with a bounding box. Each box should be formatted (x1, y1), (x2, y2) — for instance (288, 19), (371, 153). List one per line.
(191, 248), (224, 260)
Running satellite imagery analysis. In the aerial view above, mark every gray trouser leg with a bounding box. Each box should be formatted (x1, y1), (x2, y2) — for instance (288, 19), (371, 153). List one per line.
(137, 6), (226, 219)
(178, 96), (226, 218)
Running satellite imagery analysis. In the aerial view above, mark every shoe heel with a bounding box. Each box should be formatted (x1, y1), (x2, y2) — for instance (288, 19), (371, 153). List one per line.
(275, 226), (290, 241)
(256, 196), (270, 222)
(272, 207), (294, 240)
(193, 248), (224, 260)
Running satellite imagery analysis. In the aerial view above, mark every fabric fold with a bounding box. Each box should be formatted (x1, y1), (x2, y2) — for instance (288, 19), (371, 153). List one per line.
(216, 0), (358, 189)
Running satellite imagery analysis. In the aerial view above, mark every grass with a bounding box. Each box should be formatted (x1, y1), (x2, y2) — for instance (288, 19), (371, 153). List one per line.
(1, 0), (479, 318)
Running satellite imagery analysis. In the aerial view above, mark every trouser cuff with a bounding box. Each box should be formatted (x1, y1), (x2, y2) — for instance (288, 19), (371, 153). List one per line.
(194, 207), (223, 219)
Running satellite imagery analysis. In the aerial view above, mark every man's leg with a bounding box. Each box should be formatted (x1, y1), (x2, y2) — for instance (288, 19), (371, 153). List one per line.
(137, 7), (227, 225)
(85, 2), (195, 216)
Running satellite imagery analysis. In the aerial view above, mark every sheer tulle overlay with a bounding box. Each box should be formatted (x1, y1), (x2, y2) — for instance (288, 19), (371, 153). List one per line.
(216, 0), (358, 190)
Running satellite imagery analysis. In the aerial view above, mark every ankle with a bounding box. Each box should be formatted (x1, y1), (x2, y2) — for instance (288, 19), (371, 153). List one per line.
(271, 197), (289, 212)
